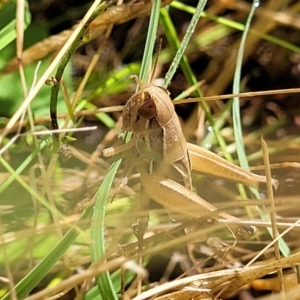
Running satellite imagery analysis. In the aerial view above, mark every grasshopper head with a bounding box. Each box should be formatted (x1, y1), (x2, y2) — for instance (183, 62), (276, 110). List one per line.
(122, 90), (156, 132)
(122, 75), (174, 133)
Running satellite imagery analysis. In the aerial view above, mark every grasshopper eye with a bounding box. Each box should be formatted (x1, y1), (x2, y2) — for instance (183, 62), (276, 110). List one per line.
(138, 97), (157, 119)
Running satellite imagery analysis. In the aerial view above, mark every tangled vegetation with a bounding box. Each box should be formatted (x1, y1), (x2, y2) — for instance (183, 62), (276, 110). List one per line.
(1, 0), (300, 299)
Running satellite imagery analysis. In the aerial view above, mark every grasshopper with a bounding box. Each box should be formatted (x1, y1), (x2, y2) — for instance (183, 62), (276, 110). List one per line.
(103, 76), (278, 242)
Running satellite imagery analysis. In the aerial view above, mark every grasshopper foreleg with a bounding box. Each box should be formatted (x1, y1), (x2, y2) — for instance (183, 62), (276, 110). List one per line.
(102, 137), (135, 157)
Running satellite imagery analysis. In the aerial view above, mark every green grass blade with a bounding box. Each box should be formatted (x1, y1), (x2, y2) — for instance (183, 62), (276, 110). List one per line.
(0, 141), (46, 194)
(82, 101), (115, 129)
(90, 158), (122, 300)
(0, 155), (65, 218)
(232, 3), (256, 170)
(90, 1), (161, 298)
(0, 1), (31, 51)
(160, 4), (233, 161)
(139, 0), (161, 83)
(163, 0), (207, 87)
(171, 1), (300, 53)
(0, 208), (93, 299)
(90, 62), (140, 98)
(231, 0), (290, 257)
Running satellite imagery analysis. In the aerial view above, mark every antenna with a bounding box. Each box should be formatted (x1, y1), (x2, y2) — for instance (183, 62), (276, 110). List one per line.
(148, 38), (163, 85)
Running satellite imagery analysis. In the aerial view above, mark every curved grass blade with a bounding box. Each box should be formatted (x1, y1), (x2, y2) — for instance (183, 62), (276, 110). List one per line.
(160, 3), (233, 160)
(90, 1), (162, 298)
(49, 1), (112, 153)
(231, 0), (290, 257)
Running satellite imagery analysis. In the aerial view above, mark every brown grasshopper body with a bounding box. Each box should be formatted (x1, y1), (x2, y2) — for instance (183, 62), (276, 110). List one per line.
(122, 76), (191, 190)
(102, 76), (275, 238)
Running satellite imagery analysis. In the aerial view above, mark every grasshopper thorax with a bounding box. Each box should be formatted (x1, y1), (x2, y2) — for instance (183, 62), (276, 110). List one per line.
(121, 75), (189, 164)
